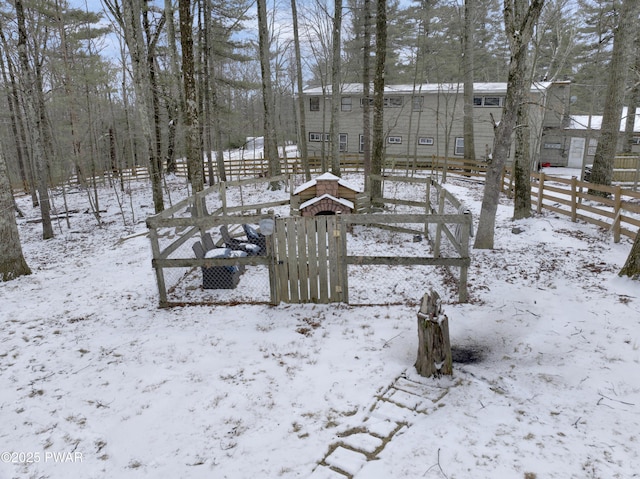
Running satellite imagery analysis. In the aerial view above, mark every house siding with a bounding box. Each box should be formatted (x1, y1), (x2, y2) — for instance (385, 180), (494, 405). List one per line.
(303, 82), (571, 166)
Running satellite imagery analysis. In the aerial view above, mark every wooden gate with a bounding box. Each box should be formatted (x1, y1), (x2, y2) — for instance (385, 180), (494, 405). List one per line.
(272, 216), (347, 304)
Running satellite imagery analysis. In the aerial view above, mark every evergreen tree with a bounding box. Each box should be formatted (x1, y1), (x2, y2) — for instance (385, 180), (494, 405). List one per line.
(588, 0), (639, 193)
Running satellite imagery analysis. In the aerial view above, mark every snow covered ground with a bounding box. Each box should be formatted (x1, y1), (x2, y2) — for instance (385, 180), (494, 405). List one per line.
(1, 171), (639, 479)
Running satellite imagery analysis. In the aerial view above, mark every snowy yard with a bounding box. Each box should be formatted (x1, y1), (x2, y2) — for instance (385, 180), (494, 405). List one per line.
(1, 173), (639, 479)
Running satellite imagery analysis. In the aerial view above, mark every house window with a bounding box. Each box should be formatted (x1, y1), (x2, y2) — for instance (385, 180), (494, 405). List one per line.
(384, 96), (403, 107)
(454, 137), (464, 156)
(544, 143), (562, 149)
(310, 96), (320, 111)
(360, 97), (374, 107)
(632, 137), (640, 145)
(412, 96), (423, 111)
(309, 132), (325, 142)
(473, 96), (504, 107)
(388, 136), (402, 144)
(341, 97), (352, 111)
(418, 137), (434, 146)
(359, 134), (365, 152)
(339, 133), (348, 152)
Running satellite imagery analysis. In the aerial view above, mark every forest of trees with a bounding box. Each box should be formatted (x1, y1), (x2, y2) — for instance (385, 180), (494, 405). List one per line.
(2, 0), (640, 279)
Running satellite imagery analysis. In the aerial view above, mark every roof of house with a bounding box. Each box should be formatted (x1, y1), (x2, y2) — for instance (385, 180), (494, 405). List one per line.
(302, 81), (564, 96)
(293, 172), (361, 195)
(567, 107), (640, 133)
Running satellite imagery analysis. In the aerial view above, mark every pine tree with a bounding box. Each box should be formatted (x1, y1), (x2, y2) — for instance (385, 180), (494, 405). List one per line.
(588, 0), (639, 194)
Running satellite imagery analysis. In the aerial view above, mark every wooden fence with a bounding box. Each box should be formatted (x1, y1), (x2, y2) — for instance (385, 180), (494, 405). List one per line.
(146, 173), (472, 307)
(51, 154), (488, 188)
(502, 169), (640, 242)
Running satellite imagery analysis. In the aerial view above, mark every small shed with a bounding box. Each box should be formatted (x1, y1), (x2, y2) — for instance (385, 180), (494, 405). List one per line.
(292, 172), (361, 216)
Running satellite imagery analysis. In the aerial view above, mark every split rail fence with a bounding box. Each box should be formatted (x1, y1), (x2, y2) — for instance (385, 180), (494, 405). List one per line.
(502, 168), (640, 242)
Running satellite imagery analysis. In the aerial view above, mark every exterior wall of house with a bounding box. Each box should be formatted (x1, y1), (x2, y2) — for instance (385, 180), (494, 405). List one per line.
(303, 82), (571, 167)
(538, 82), (572, 166)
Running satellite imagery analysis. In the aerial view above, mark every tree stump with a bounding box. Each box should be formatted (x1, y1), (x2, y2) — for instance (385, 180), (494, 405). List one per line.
(415, 291), (453, 378)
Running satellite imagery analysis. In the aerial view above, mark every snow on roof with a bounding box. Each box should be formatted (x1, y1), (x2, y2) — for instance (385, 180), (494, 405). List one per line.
(293, 173), (361, 195)
(567, 107), (640, 132)
(302, 81), (559, 96)
(299, 194), (355, 211)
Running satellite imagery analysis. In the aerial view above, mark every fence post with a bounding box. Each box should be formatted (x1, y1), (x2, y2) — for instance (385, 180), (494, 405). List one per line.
(147, 223), (168, 307)
(434, 188), (446, 258)
(220, 181), (227, 215)
(424, 178), (431, 239)
(537, 172), (545, 214)
(458, 212), (471, 303)
(571, 176), (577, 222)
(613, 185), (622, 243)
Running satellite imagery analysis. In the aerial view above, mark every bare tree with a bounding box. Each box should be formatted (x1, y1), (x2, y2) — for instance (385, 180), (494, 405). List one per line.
(588, 0), (639, 195)
(623, 30), (640, 154)
(179, 0), (204, 192)
(474, 0), (545, 249)
(257, 0), (282, 189)
(104, 0), (166, 212)
(0, 24), (32, 201)
(362, 0), (372, 192)
(463, 0), (477, 168)
(0, 149), (31, 281)
(329, 0), (342, 175)
(371, 0), (387, 205)
(620, 228), (640, 279)
(291, 0), (311, 181)
(15, 0), (54, 239)
(513, 96), (532, 218)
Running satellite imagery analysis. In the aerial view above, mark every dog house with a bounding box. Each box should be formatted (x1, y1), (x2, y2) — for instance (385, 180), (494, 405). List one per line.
(292, 172), (360, 216)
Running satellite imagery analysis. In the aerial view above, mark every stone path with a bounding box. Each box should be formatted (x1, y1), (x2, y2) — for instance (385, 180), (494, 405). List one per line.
(309, 373), (450, 479)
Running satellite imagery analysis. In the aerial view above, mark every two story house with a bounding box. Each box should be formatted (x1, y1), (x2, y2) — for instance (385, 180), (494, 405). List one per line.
(302, 81), (572, 167)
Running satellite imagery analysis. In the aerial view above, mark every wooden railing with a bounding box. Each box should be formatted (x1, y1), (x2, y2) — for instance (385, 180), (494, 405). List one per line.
(59, 154), (489, 186)
(502, 169), (640, 242)
(20, 152), (639, 243)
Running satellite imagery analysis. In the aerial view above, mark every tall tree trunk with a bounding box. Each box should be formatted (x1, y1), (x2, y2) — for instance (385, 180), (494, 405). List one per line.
(53, 0), (86, 197)
(463, 0), (476, 168)
(362, 0), (372, 192)
(179, 0), (204, 192)
(474, 0), (545, 249)
(623, 31), (640, 154)
(106, 0), (165, 211)
(513, 99), (532, 218)
(588, 0), (639, 195)
(142, 6), (166, 198)
(619, 227), (640, 278)
(0, 152), (31, 281)
(291, 0), (311, 181)
(371, 0), (387, 205)
(212, 85), (227, 182)
(164, 0), (183, 174)
(0, 29), (31, 196)
(257, 0), (282, 189)
(330, 0), (342, 176)
(15, 0), (54, 240)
